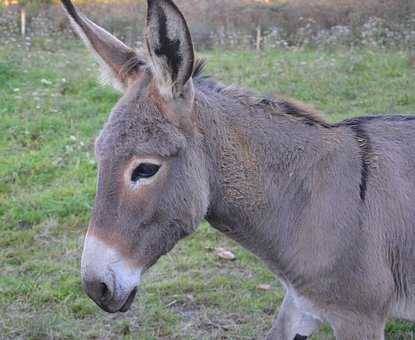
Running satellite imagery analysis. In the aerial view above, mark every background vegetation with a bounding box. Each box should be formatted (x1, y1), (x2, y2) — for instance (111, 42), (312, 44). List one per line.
(1, 0), (415, 339)
(1, 0), (415, 50)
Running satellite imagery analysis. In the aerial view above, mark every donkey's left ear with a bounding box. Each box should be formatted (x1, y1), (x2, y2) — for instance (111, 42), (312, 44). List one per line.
(61, 0), (145, 92)
(146, 0), (194, 100)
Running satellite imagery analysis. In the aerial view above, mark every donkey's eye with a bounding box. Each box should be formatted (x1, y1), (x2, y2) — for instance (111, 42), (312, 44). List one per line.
(131, 163), (161, 182)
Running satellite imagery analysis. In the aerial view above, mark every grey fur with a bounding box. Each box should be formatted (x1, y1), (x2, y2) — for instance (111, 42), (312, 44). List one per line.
(62, 0), (415, 338)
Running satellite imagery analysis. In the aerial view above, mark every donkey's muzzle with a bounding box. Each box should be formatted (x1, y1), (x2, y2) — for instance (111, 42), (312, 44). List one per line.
(83, 279), (137, 313)
(81, 234), (142, 313)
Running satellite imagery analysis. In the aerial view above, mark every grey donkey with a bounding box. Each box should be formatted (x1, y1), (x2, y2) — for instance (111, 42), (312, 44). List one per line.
(61, 0), (415, 338)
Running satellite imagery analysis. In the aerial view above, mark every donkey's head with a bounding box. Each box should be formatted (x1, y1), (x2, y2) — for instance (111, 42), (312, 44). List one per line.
(62, 0), (210, 313)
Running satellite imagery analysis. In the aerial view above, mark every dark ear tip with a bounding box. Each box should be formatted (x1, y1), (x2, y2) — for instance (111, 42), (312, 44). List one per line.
(61, 0), (73, 10)
(147, 0), (181, 11)
(146, 0), (162, 9)
(61, 0), (78, 18)
(147, 0), (168, 4)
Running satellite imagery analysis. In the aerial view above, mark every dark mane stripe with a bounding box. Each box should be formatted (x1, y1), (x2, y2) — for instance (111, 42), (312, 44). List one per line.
(193, 62), (415, 137)
(333, 115), (415, 127)
(193, 68), (329, 128)
(331, 118), (382, 203)
(269, 98), (331, 128)
(355, 127), (371, 202)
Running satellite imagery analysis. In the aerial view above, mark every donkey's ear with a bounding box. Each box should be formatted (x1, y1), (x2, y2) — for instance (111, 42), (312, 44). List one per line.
(61, 0), (145, 92)
(146, 0), (194, 99)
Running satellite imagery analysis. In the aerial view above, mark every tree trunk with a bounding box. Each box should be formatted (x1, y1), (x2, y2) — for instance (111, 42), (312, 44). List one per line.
(21, 6), (26, 37)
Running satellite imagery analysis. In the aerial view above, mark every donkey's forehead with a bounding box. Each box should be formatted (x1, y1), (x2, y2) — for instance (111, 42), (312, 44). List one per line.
(95, 96), (186, 161)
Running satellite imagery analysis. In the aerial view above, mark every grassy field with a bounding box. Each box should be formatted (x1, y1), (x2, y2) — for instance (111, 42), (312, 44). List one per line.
(1, 42), (415, 339)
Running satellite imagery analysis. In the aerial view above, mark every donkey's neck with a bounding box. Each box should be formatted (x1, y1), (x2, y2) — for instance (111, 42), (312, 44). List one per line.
(194, 86), (344, 275)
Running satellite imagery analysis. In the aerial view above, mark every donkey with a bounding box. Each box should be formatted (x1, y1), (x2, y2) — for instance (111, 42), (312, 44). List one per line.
(62, 0), (415, 339)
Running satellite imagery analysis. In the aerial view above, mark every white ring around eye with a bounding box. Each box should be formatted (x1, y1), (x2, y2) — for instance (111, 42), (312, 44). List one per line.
(125, 157), (163, 190)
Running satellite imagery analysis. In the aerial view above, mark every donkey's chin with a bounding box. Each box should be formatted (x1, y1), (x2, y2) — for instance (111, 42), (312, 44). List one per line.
(119, 287), (138, 312)
(96, 287), (138, 314)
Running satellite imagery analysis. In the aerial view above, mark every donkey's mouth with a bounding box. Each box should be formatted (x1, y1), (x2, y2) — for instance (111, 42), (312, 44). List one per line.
(119, 287), (138, 313)
(95, 287), (138, 314)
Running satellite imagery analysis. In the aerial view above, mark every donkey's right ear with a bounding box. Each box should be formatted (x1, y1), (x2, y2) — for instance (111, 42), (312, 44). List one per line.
(145, 0), (194, 100)
(61, 0), (145, 92)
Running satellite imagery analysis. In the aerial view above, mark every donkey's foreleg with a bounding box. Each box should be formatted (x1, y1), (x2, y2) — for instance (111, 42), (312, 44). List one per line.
(266, 292), (320, 340)
(330, 315), (385, 340)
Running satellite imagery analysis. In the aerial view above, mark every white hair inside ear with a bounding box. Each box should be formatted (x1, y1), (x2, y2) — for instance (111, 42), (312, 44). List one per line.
(61, 0), (144, 92)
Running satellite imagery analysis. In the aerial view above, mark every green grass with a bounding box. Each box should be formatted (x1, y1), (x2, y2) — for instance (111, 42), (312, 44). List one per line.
(1, 42), (415, 339)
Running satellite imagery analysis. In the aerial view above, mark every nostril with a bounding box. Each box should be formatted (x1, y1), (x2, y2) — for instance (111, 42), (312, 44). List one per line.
(99, 282), (112, 302)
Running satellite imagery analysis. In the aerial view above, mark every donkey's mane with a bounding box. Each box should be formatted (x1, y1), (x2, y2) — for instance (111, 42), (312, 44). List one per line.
(192, 58), (330, 128)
